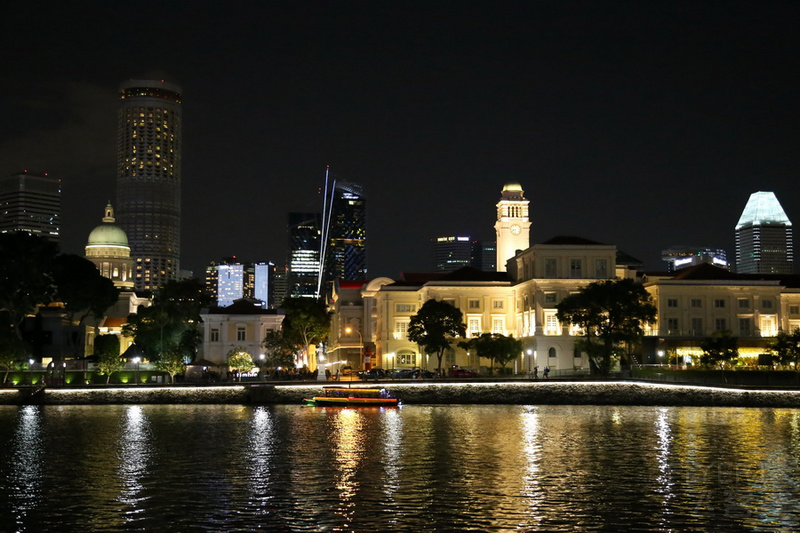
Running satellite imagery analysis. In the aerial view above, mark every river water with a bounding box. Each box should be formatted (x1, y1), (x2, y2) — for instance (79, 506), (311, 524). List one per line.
(1, 403), (799, 532)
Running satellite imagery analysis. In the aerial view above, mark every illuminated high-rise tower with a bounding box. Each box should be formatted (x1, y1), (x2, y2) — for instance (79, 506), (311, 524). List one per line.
(115, 79), (182, 291)
(735, 191), (794, 274)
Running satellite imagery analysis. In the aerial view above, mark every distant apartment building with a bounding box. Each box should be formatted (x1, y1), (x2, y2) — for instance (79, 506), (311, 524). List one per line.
(0, 170), (61, 242)
(662, 245), (728, 272)
(205, 258), (276, 308)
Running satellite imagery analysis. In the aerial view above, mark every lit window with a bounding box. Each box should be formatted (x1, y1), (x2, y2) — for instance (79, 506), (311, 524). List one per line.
(492, 299), (504, 309)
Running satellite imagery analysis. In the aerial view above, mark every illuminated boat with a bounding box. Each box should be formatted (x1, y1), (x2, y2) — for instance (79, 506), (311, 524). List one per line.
(304, 386), (399, 407)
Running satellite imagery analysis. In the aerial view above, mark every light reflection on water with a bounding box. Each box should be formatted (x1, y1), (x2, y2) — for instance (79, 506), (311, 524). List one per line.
(1, 404), (800, 532)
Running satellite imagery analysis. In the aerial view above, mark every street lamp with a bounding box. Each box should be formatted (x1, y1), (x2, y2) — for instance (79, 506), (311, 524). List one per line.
(133, 357), (140, 385)
(526, 349), (533, 374)
(28, 358), (34, 385)
(344, 326), (364, 369)
(387, 352), (395, 375)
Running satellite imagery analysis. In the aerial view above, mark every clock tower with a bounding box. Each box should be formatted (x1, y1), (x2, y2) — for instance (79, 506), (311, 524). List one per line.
(494, 182), (530, 272)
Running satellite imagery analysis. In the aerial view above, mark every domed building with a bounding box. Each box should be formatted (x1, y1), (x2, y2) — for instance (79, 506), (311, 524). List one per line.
(85, 203), (134, 289)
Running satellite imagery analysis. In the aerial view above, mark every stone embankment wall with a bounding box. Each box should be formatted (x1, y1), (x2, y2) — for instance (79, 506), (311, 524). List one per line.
(4, 381), (800, 407)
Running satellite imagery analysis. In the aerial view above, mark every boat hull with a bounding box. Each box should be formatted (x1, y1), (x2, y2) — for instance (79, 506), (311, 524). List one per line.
(304, 396), (399, 407)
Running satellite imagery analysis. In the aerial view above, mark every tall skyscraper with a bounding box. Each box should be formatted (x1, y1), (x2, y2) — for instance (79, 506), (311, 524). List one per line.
(0, 171), (61, 242)
(322, 180), (367, 286)
(494, 182), (530, 272)
(288, 212), (321, 298)
(115, 79), (182, 291)
(735, 191), (794, 274)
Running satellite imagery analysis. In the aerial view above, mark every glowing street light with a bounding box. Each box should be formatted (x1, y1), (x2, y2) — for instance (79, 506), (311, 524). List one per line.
(344, 326), (364, 369)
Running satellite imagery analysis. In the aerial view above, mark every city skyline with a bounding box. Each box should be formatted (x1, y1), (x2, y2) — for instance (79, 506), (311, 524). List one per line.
(2, 2), (799, 280)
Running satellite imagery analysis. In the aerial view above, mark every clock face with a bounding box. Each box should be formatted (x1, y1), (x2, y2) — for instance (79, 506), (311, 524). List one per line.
(510, 224), (521, 235)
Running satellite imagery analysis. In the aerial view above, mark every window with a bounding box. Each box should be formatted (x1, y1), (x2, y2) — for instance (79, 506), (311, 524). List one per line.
(595, 258), (608, 278)
(667, 299), (678, 308)
(667, 318), (679, 334)
(492, 318), (505, 334)
(739, 318), (752, 337)
(738, 298), (750, 309)
(714, 299), (726, 308)
(548, 347), (557, 358)
(715, 318), (727, 332)
(395, 303), (415, 313)
(544, 292), (557, 304)
(545, 258), (558, 278)
(468, 317), (481, 337)
(791, 306), (800, 315)
(762, 299), (773, 309)
(691, 299), (702, 308)
(443, 299), (456, 307)
(210, 328), (220, 342)
(237, 326), (246, 341)
(570, 259), (583, 279)
(691, 317), (703, 336)
(397, 352), (416, 366)
(492, 299), (504, 309)
(394, 320), (410, 339)
(468, 299), (481, 310)
(544, 313), (560, 335)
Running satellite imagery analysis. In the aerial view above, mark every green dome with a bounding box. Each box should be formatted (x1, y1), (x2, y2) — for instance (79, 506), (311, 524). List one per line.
(87, 203), (129, 247)
(88, 223), (129, 247)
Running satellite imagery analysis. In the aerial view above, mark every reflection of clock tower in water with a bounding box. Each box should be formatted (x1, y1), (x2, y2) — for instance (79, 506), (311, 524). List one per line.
(494, 182), (530, 272)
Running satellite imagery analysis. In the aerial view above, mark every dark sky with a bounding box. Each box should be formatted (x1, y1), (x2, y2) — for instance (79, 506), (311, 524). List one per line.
(2, 1), (799, 279)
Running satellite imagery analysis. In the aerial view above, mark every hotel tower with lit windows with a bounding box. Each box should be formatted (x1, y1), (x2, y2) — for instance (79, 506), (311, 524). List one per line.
(115, 79), (182, 291)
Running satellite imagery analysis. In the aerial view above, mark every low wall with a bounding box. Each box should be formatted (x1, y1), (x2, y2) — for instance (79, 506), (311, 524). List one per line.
(4, 381), (800, 407)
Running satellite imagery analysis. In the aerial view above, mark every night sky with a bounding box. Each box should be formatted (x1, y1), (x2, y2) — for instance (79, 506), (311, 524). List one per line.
(2, 1), (799, 280)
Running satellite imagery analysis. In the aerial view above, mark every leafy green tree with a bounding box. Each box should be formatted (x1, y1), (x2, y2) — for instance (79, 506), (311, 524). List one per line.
(556, 278), (657, 376)
(226, 348), (254, 381)
(408, 299), (466, 376)
(460, 333), (524, 375)
(52, 254), (119, 356)
(768, 328), (800, 369)
(123, 279), (210, 361)
(94, 334), (123, 384)
(262, 329), (298, 368)
(155, 347), (186, 383)
(699, 331), (739, 368)
(280, 297), (332, 366)
(0, 233), (59, 338)
(0, 315), (28, 384)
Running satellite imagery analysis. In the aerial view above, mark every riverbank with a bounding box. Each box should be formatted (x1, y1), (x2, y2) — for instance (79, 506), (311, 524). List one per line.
(4, 380), (800, 407)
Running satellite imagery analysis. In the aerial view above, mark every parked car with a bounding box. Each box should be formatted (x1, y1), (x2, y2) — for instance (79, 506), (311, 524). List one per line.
(448, 366), (478, 378)
(389, 367), (435, 379)
(358, 368), (388, 380)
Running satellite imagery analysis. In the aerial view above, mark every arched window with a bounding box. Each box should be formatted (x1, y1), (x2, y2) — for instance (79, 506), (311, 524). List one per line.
(548, 347), (557, 359)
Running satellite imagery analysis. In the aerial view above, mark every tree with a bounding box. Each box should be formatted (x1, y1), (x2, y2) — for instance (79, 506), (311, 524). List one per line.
(280, 297), (332, 366)
(155, 347), (186, 384)
(459, 333), (523, 375)
(0, 314), (28, 384)
(262, 329), (299, 368)
(226, 348), (254, 381)
(408, 299), (466, 376)
(699, 331), (739, 369)
(123, 279), (210, 361)
(0, 233), (59, 338)
(768, 328), (800, 369)
(94, 334), (123, 384)
(52, 254), (119, 356)
(556, 278), (657, 376)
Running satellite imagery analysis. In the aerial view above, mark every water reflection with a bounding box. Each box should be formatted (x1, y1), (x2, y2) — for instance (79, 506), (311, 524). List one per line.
(11, 406), (42, 530)
(248, 406), (275, 508)
(520, 406), (543, 527)
(654, 407), (675, 527)
(117, 405), (151, 520)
